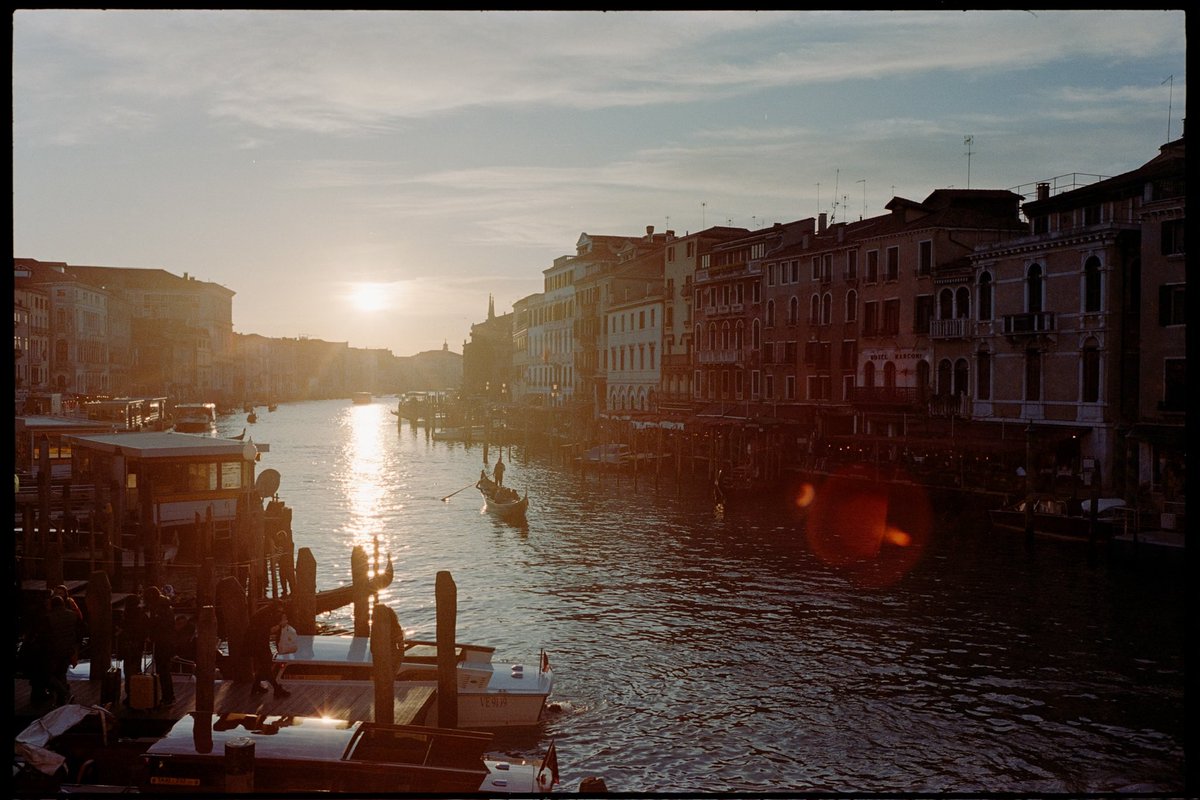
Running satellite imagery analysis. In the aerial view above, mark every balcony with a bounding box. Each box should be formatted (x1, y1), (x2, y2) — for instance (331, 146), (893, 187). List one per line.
(930, 318), (969, 339)
(662, 353), (691, 368)
(1003, 312), (1055, 335)
(697, 350), (744, 365)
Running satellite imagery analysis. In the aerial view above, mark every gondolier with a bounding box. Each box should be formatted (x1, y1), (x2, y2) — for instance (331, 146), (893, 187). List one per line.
(493, 457), (505, 486)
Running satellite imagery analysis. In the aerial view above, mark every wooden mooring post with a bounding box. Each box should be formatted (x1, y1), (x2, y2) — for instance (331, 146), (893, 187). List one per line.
(436, 571), (458, 729)
(370, 603), (399, 724)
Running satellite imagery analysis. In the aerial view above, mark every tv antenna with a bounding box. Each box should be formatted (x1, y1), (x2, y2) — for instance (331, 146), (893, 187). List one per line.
(964, 135), (974, 188)
(701, 201), (706, 228)
(830, 169), (840, 223)
(1163, 75), (1174, 141)
(856, 179), (866, 220)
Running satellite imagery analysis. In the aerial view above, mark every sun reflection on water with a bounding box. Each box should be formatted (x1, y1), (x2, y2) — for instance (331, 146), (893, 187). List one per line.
(340, 401), (391, 555)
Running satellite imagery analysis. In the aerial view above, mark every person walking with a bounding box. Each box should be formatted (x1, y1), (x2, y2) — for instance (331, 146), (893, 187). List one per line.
(116, 594), (148, 706)
(144, 586), (177, 705)
(244, 600), (291, 697)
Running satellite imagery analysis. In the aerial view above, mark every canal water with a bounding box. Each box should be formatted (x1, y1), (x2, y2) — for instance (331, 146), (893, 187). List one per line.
(218, 399), (1186, 794)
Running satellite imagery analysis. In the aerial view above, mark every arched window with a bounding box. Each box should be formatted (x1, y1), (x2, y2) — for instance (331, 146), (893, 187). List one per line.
(863, 361), (876, 389)
(978, 272), (993, 321)
(720, 322), (730, 350)
(955, 287), (970, 318)
(845, 289), (858, 322)
(917, 359), (931, 403)
(1082, 337), (1100, 402)
(953, 358), (969, 396)
(821, 292), (832, 325)
(735, 320), (744, 350)
(1083, 257), (1102, 313)
(937, 358), (953, 395)
(976, 350), (991, 401)
(752, 319), (761, 349)
(792, 296), (802, 325)
(883, 361), (896, 390)
(1027, 264), (1044, 313)
(708, 323), (717, 350)
(939, 288), (954, 320)
(766, 300), (775, 327)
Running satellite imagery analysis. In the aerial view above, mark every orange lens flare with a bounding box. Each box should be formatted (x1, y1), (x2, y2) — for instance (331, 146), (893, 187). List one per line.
(794, 482), (816, 508)
(805, 466), (930, 587)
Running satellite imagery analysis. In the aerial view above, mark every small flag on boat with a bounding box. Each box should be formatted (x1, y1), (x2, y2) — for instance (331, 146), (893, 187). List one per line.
(541, 649), (551, 673)
(537, 739), (559, 788)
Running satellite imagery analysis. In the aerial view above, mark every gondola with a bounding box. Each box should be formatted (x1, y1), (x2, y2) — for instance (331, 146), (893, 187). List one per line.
(313, 555), (395, 615)
(476, 475), (528, 521)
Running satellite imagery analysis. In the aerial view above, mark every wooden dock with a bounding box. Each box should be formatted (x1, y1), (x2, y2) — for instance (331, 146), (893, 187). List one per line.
(14, 675), (435, 728)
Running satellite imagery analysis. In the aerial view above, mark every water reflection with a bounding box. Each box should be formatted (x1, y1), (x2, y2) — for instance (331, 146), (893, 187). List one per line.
(339, 402), (390, 553)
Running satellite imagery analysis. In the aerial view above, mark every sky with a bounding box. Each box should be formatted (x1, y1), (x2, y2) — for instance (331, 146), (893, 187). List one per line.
(12, 10), (1187, 358)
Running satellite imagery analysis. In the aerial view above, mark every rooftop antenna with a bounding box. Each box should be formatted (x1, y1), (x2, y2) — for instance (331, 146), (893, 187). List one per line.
(964, 135), (974, 189)
(815, 182), (821, 217)
(1162, 75), (1174, 141)
(701, 202), (706, 228)
(856, 179), (866, 220)
(831, 169), (840, 223)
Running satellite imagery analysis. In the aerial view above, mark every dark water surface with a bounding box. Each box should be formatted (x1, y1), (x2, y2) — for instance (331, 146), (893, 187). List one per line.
(220, 399), (1186, 794)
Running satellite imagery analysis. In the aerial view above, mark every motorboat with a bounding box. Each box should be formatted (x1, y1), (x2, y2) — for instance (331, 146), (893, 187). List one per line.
(989, 494), (1128, 541)
(142, 713), (560, 794)
(172, 403), (218, 434)
(352, 392), (372, 405)
(581, 443), (632, 466)
(273, 634), (553, 729)
(432, 425), (486, 442)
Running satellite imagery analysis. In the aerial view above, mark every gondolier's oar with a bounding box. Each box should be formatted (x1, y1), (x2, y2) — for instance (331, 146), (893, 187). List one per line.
(441, 482), (477, 502)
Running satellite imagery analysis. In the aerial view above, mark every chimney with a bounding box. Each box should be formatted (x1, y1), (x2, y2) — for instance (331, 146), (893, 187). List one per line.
(646, 225), (655, 239)
(666, 229), (675, 239)
(1036, 183), (1050, 202)
(818, 212), (827, 233)
(183, 272), (189, 280)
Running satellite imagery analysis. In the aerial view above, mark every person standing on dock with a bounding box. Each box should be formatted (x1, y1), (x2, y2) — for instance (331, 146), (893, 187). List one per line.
(144, 586), (177, 706)
(493, 456), (506, 487)
(117, 595), (148, 706)
(245, 600), (291, 698)
(43, 594), (80, 707)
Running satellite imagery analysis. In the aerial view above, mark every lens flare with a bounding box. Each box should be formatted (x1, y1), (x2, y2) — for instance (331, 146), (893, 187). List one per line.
(794, 482), (816, 508)
(805, 465), (931, 587)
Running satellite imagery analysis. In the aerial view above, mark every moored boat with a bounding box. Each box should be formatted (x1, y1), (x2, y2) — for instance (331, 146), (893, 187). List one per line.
(141, 713), (560, 793)
(352, 392), (372, 405)
(274, 634), (553, 729)
(988, 494), (1127, 541)
(313, 556), (395, 615)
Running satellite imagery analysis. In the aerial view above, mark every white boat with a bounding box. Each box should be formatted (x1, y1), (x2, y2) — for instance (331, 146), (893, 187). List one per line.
(352, 392), (372, 405)
(274, 635), (553, 729)
(431, 425), (486, 442)
(142, 713), (560, 794)
(172, 402), (217, 433)
(581, 443), (632, 466)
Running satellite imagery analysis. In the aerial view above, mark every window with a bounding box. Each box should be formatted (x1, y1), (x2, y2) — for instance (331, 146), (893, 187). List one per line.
(953, 359), (969, 396)
(845, 290), (858, 323)
(955, 287), (970, 319)
(845, 250), (858, 280)
(938, 359), (952, 395)
(863, 301), (879, 335)
(784, 341), (797, 363)
(764, 374), (774, 399)
(785, 375), (795, 400)
(791, 296), (801, 325)
(639, 311), (645, 329)
(883, 299), (900, 334)
(811, 257), (821, 281)
(821, 293), (832, 326)
(863, 361), (876, 389)
(766, 300), (776, 328)
(918, 240), (933, 275)
(752, 319), (761, 349)
(883, 361), (896, 390)
(976, 350), (991, 401)
(1161, 219), (1185, 255)
(978, 272), (993, 321)
(865, 250), (879, 283)
(938, 288), (954, 320)
(1163, 358), (1186, 411)
(841, 340), (857, 369)
(752, 281), (760, 303)
(914, 294), (933, 334)
(1083, 257), (1102, 313)
(1159, 284), (1185, 326)
(1081, 339), (1100, 402)
(1027, 264), (1044, 313)
(751, 370), (760, 398)
(768, 264), (777, 286)
(885, 247), (899, 281)
(1025, 348), (1041, 401)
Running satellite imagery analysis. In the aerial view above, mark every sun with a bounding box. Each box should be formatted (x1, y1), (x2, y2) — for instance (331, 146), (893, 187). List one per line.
(348, 282), (391, 313)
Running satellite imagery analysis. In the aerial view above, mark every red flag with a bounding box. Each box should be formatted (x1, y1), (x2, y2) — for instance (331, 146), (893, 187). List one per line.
(537, 739), (559, 789)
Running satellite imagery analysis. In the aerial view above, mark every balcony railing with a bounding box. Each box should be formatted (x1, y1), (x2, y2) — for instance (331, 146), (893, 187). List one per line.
(1003, 312), (1055, 335)
(697, 350), (744, 365)
(930, 318), (968, 339)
